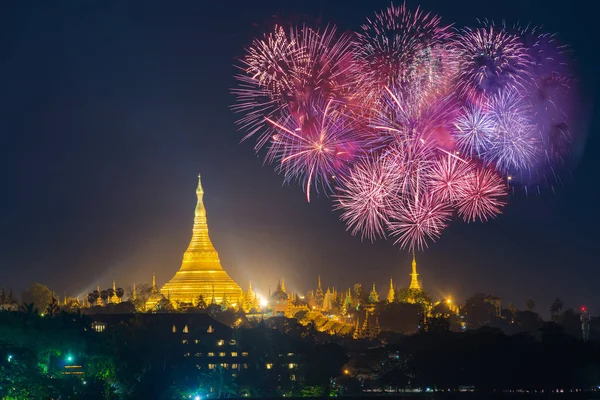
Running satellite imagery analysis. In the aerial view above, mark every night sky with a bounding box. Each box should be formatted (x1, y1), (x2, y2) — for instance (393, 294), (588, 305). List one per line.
(1, 0), (597, 316)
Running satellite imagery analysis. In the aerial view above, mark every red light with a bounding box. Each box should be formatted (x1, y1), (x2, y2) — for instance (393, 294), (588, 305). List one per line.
(581, 306), (586, 312)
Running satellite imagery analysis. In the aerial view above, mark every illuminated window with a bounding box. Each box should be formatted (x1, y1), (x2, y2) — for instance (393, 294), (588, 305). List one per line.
(266, 363), (273, 369)
(92, 322), (106, 333)
(232, 373), (238, 377)
(243, 363), (248, 369)
(291, 374), (296, 381)
(208, 352), (214, 357)
(229, 339), (237, 345)
(221, 363), (229, 369)
(232, 363), (239, 369)
(217, 339), (224, 346)
(241, 352), (248, 357)
(208, 364), (216, 370)
(195, 353), (202, 357)
(287, 353), (295, 356)
(289, 363), (295, 369)
(184, 352), (191, 357)
(194, 339), (199, 344)
(172, 325), (176, 333)
(207, 325), (214, 333)
(219, 352), (226, 357)
(183, 325), (189, 333)
(231, 352), (238, 357)
(182, 339), (188, 344)
(196, 364), (202, 369)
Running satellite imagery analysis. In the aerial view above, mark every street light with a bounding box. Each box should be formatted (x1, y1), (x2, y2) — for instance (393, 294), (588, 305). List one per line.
(66, 354), (74, 363)
(7, 355), (13, 362)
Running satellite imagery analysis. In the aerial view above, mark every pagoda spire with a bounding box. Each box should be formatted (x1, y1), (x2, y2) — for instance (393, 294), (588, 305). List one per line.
(369, 283), (379, 303)
(318, 275), (322, 290)
(152, 273), (156, 290)
(387, 278), (395, 303)
(409, 251), (421, 290)
(280, 278), (286, 293)
(133, 283), (137, 300)
(113, 279), (116, 291)
(176, 173), (223, 272)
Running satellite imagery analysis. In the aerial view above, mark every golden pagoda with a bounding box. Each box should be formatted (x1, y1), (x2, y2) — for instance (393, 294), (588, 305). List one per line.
(160, 175), (242, 306)
(409, 251), (421, 290)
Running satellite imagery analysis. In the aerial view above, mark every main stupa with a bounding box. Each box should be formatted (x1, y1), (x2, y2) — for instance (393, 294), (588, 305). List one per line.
(161, 175), (242, 306)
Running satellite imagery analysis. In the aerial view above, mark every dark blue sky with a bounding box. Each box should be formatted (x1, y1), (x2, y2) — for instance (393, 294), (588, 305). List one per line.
(0, 0), (597, 315)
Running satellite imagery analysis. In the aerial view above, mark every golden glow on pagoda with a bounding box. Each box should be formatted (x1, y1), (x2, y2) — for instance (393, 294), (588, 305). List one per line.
(409, 251), (421, 290)
(160, 175), (242, 306)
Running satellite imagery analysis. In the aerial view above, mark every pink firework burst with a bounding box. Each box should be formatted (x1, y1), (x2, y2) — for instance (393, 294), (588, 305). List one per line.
(266, 98), (364, 202)
(428, 153), (475, 203)
(354, 2), (454, 103)
(457, 167), (507, 222)
(233, 24), (354, 152)
(388, 191), (452, 251)
(455, 24), (533, 101)
(335, 156), (399, 241)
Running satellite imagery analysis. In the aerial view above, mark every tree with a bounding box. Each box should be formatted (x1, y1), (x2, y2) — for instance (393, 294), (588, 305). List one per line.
(353, 284), (364, 305)
(87, 291), (99, 306)
(115, 287), (125, 302)
(196, 294), (208, 309)
(526, 299), (536, 311)
(45, 296), (60, 317)
(0, 288), (5, 304)
(156, 297), (174, 312)
(462, 293), (496, 329)
(131, 284), (153, 311)
(100, 290), (109, 305)
(21, 283), (54, 314)
(107, 288), (115, 303)
(550, 298), (564, 321)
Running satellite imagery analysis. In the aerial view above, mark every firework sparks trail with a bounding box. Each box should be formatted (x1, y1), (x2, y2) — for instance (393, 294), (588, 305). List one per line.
(232, 3), (576, 251)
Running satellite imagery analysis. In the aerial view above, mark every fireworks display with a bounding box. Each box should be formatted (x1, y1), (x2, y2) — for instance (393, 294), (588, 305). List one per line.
(232, 3), (574, 251)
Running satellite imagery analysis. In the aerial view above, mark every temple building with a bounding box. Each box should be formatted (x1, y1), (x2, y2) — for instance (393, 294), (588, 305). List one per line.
(271, 279), (288, 317)
(160, 175), (243, 307)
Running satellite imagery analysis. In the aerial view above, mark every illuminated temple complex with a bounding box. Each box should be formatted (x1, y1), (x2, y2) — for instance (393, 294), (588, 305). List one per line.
(160, 175), (243, 307)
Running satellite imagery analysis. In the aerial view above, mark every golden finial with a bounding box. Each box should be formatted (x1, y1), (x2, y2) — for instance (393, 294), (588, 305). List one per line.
(197, 173), (204, 194)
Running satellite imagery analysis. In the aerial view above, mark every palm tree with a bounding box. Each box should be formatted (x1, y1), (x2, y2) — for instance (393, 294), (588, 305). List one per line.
(88, 292), (99, 306)
(107, 288), (115, 303)
(116, 287), (125, 302)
